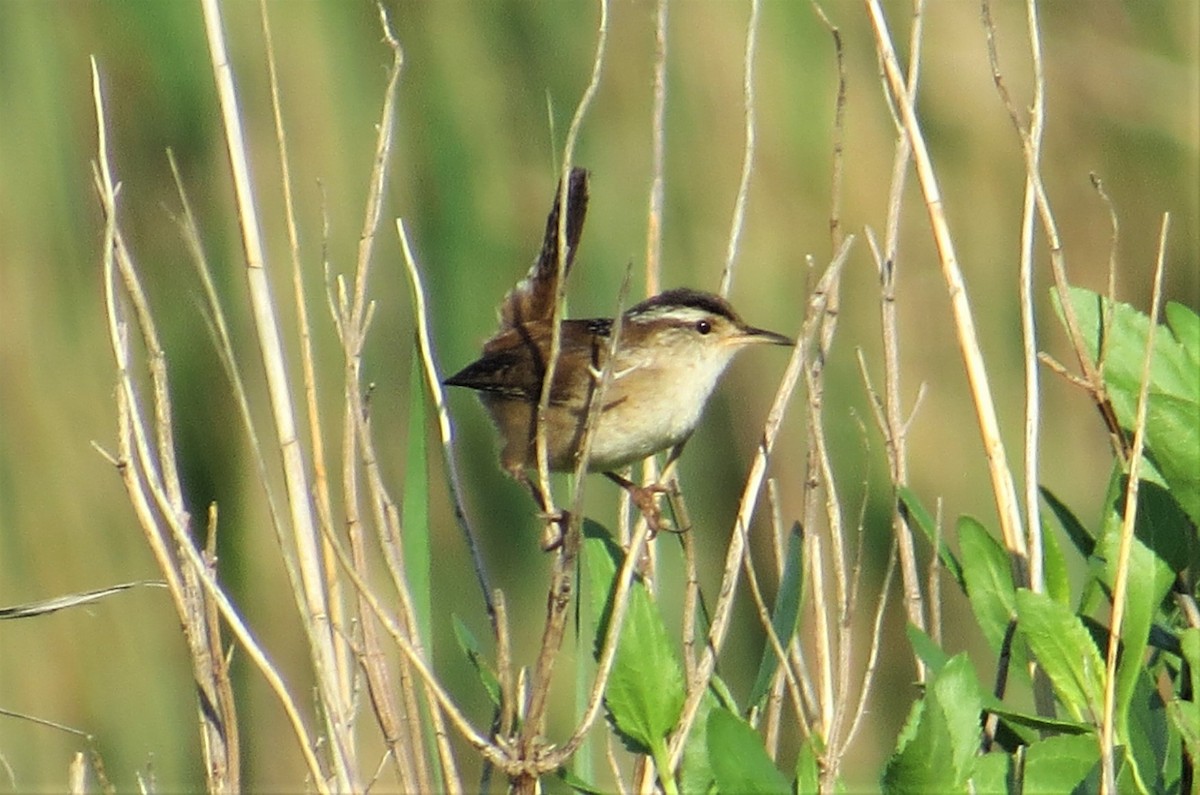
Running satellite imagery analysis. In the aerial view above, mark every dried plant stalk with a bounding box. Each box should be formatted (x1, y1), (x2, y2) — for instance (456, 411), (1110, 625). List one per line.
(865, 0), (1028, 587)
(199, 0), (357, 786)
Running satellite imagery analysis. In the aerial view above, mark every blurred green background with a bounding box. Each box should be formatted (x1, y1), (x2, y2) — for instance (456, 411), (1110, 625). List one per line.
(0, 1), (1196, 790)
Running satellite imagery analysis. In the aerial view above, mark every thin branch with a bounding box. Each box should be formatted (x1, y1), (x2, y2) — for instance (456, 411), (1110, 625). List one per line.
(93, 58), (244, 792)
(667, 237), (853, 772)
(979, 0), (1125, 460)
(397, 223), (495, 620)
(532, 0), (609, 525)
(1100, 213), (1170, 795)
(719, 0), (761, 298)
(1007, 0), (1048, 595)
(199, 1), (356, 785)
(646, 0), (669, 296)
(865, 0), (1028, 588)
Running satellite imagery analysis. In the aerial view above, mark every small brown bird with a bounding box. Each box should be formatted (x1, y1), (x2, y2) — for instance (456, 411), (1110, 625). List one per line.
(445, 169), (791, 538)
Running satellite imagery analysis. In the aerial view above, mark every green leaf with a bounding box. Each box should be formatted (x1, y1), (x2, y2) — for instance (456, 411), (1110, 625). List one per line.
(1123, 668), (1172, 793)
(451, 615), (500, 708)
(905, 624), (951, 677)
(678, 688), (720, 795)
(583, 522), (685, 755)
(899, 486), (964, 589)
(748, 525), (804, 707)
(1168, 700), (1199, 769)
(794, 737), (821, 794)
(1097, 487), (1179, 751)
(403, 353), (433, 648)
(1014, 589), (1104, 724)
(555, 767), (609, 795)
(1144, 391), (1200, 526)
(1058, 286), (1194, 406)
(1058, 287), (1200, 526)
(1040, 511), (1071, 607)
(882, 654), (983, 794)
(1040, 487), (1096, 560)
(986, 704), (1092, 736)
(968, 751), (1010, 794)
(1021, 733), (1101, 794)
(1166, 301), (1199, 370)
(959, 517), (1019, 659)
(706, 708), (790, 795)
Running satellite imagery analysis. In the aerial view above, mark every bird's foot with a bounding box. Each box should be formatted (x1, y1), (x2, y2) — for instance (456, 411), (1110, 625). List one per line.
(605, 472), (683, 538)
(536, 509), (572, 551)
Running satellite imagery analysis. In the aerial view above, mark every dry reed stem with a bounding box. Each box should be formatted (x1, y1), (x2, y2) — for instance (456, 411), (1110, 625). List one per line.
(638, 0), (670, 555)
(809, 531), (835, 736)
(257, 0), (346, 671)
(809, 1), (846, 253)
(520, 2), (608, 785)
(718, 0), (760, 299)
(532, 0), (609, 532)
(736, 526), (808, 736)
(316, 7), (453, 790)
(865, 0), (1028, 587)
(805, 267), (855, 782)
(980, 0), (1079, 721)
(980, 0), (1125, 463)
(666, 237), (853, 772)
(93, 56), (332, 790)
(92, 61), (240, 793)
(675, 494), (701, 682)
(646, 0), (668, 295)
(1010, 0), (1048, 596)
(859, 0), (931, 679)
(199, 1), (357, 785)
(1099, 213), (1170, 795)
(842, 539), (898, 753)
(284, 433), (506, 771)
(397, 221), (495, 619)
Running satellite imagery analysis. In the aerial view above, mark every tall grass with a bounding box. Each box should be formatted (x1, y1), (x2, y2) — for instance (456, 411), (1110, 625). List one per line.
(0, 1), (1196, 790)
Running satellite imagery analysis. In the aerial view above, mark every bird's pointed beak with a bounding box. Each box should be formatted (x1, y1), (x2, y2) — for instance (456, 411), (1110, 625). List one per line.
(736, 324), (793, 347)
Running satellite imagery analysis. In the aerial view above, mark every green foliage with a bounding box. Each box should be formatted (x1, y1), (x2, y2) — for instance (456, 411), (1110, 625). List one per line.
(1014, 589), (1106, 725)
(899, 486), (964, 588)
(583, 522), (685, 787)
(748, 525), (805, 708)
(451, 615), (501, 708)
(959, 516), (1027, 673)
(403, 353), (433, 651)
(1058, 289), (1200, 525)
(882, 654), (984, 793)
(706, 708), (791, 795)
(888, 290), (1199, 792)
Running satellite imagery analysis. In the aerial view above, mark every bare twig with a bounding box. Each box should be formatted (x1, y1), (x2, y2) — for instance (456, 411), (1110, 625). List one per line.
(718, 0), (761, 298)
(92, 58), (244, 793)
(519, 4), (609, 788)
(864, 0), (930, 678)
(646, 0), (669, 295)
(199, 2), (357, 785)
(667, 237), (853, 772)
(865, 0), (1028, 588)
(1100, 213), (1169, 795)
(979, 0), (1125, 460)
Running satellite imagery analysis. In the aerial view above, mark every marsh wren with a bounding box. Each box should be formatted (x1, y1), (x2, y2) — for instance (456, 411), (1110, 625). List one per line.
(445, 168), (791, 536)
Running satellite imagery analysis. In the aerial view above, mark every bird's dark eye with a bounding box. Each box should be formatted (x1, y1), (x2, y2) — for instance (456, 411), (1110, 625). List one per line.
(695, 319), (712, 335)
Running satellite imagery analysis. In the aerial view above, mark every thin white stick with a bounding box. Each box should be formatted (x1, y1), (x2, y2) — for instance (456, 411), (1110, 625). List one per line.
(864, 0), (1027, 584)
(1016, 0), (1047, 594)
(93, 56), (323, 791)
(719, 0), (761, 298)
(667, 237), (853, 771)
(199, 0), (356, 784)
(1099, 213), (1169, 795)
